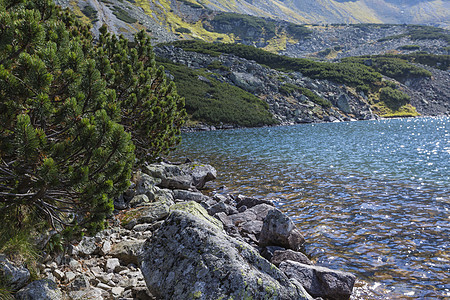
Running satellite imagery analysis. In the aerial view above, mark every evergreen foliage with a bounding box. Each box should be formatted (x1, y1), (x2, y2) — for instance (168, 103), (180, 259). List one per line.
(342, 56), (432, 82)
(379, 87), (411, 110)
(0, 0), (185, 237)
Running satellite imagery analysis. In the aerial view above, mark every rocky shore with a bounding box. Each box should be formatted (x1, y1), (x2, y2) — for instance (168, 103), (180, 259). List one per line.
(1, 161), (361, 299)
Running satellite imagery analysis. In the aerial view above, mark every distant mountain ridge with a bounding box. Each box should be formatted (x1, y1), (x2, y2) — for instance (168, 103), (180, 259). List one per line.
(190, 0), (449, 28)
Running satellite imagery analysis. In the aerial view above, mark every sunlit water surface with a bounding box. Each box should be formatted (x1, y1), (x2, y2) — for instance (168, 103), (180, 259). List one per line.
(170, 117), (450, 299)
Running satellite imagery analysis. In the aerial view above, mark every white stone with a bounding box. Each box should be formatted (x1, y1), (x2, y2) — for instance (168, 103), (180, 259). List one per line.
(96, 282), (112, 291)
(100, 240), (112, 255)
(105, 258), (120, 273)
(111, 287), (125, 298)
(65, 271), (76, 282)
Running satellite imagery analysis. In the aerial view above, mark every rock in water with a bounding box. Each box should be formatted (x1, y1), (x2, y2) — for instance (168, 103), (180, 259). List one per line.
(259, 209), (305, 251)
(139, 201), (312, 300)
(279, 261), (356, 300)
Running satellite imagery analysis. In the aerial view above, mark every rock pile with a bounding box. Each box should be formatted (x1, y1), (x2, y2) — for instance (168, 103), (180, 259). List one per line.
(1, 161), (357, 299)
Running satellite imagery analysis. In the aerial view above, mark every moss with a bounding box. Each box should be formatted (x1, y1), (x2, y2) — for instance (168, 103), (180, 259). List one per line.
(191, 290), (202, 299)
(170, 201), (223, 230)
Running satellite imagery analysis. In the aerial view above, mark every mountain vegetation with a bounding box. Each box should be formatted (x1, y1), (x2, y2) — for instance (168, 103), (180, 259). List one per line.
(157, 59), (277, 127)
(165, 40), (383, 93)
(0, 0), (185, 251)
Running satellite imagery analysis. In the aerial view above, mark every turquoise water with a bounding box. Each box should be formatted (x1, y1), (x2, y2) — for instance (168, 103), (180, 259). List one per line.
(171, 117), (449, 299)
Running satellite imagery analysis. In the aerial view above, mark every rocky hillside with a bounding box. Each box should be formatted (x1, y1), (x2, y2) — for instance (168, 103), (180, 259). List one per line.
(155, 43), (449, 128)
(54, 0), (450, 51)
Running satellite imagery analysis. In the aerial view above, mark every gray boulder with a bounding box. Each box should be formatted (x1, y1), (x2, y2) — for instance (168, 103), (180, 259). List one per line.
(135, 173), (161, 200)
(15, 279), (62, 300)
(121, 199), (174, 229)
(279, 261), (356, 300)
(172, 189), (210, 203)
(139, 201), (312, 300)
(271, 249), (313, 267)
(259, 209), (305, 251)
(145, 162), (216, 190)
(110, 239), (145, 265)
(76, 236), (98, 256)
(0, 255), (30, 291)
(235, 194), (275, 209)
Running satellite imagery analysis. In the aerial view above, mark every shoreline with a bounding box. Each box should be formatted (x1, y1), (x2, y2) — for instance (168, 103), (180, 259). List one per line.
(181, 114), (450, 132)
(1, 161), (373, 299)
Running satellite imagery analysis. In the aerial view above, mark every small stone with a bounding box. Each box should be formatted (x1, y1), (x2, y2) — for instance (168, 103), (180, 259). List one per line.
(52, 269), (64, 281)
(100, 240), (112, 255)
(112, 286), (125, 298)
(65, 271), (76, 282)
(68, 274), (90, 291)
(68, 259), (82, 271)
(97, 282), (112, 290)
(105, 258), (121, 273)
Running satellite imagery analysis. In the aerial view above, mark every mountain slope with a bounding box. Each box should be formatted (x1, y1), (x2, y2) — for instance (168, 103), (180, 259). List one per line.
(193, 0), (449, 27)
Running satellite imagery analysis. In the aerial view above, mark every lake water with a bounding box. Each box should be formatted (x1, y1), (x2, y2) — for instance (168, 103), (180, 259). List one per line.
(170, 117), (449, 299)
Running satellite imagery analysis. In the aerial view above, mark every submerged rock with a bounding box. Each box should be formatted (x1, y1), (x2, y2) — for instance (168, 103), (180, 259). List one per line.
(139, 201), (312, 299)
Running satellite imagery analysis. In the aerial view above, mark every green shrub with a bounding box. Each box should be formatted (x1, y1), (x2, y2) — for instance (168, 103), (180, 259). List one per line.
(158, 60), (277, 127)
(379, 87), (410, 110)
(81, 5), (98, 22)
(113, 7), (137, 23)
(175, 27), (191, 34)
(207, 60), (230, 71)
(398, 45), (420, 51)
(342, 56), (432, 81)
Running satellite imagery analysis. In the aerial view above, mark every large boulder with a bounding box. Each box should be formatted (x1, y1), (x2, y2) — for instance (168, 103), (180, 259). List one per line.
(139, 201), (312, 300)
(279, 261), (356, 300)
(259, 209), (305, 251)
(15, 279), (62, 300)
(145, 162), (216, 190)
(0, 255), (30, 291)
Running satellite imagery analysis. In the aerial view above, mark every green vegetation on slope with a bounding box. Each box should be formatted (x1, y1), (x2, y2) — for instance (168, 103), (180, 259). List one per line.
(157, 59), (277, 127)
(342, 56), (432, 82)
(166, 40), (382, 93)
(378, 25), (450, 43)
